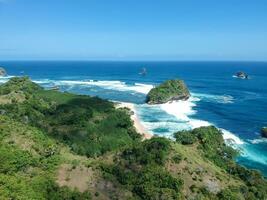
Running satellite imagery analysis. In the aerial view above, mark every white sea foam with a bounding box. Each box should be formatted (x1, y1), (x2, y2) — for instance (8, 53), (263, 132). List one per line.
(0, 76), (15, 83)
(160, 98), (197, 121)
(249, 138), (267, 144)
(220, 129), (244, 145)
(189, 119), (211, 129)
(192, 92), (234, 104)
(139, 96), (245, 148)
(240, 144), (267, 165)
(34, 79), (153, 94)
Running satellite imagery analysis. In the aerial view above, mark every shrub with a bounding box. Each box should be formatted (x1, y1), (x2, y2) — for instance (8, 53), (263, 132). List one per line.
(174, 130), (197, 145)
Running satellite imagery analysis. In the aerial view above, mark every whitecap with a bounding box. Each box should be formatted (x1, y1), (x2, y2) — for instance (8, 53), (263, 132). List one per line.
(0, 75), (15, 83)
(240, 144), (267, 165)
(189, 119), (211, 129)
(248, 138), (267, 144)
(220, 128), (244, 145)
(34, 79), (153, 94)
(160, 99), (197, 121)
(192, 92), (234, 104)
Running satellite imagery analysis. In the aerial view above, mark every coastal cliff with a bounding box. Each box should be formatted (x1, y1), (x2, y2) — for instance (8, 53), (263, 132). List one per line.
(146, 79), (190, 104)
(0, 77), (266, 200)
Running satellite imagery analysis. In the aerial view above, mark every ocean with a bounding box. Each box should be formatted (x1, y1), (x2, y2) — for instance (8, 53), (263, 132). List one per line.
(1, 61), (267, 175)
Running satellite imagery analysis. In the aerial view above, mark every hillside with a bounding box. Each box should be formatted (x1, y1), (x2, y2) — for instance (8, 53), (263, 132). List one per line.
(0, 77), (266, 200)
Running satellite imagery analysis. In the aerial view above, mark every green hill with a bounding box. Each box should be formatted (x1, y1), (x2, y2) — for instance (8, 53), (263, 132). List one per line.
(0, 77), (266, 200)
(146, 80), (190, 104)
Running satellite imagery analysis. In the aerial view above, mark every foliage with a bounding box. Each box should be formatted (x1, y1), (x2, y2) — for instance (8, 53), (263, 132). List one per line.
(175, 126), (238, 169)
(227, 165), (267, 199)
(0, 76), (41, 95)
(174, 130), (197, 145)
(146, 79), (190, 104)
(0, 144), (35, 174)
(101, 138), (184, 199)
(122, 137), (171, 165)
(0, 77), (140, 157)
(175, 126), (267, 199)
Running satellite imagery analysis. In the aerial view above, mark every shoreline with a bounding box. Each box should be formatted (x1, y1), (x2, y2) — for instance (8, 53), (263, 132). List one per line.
(115, 102), (153, 140)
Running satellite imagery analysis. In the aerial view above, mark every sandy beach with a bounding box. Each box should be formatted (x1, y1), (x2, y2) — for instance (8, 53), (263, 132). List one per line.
(115, 102), (153, 140)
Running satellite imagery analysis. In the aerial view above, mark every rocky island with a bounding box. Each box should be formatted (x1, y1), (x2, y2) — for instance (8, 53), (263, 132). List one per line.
(0, 67), (7, 76)
(236, 71), (248, 79)
(146, 79), (190, 104)
(261, 127), (267, 138)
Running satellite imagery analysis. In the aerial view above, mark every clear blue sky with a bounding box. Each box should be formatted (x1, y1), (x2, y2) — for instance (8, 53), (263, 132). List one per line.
(0, 0), (267, 60)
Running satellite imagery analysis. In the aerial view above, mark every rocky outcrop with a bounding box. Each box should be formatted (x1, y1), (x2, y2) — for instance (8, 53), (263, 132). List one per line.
(0, 67), (7, 76)
(146, 79), (190, 104)
(236, 71), (248, 79)
(261, 127), (267, 138)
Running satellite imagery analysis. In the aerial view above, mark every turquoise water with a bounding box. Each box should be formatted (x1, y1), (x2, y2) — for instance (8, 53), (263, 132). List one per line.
(1, 61), (267, 175)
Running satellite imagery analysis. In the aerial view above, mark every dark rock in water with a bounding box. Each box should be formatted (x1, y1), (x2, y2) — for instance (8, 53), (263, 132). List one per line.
(236, 71), (248, 79)
(0, 67), (7, 76)
(261, 127), (267, 138)
(146, 79), (190, 104)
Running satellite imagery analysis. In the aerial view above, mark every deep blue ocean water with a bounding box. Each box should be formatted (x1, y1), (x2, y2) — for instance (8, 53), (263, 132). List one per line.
(1, 61), (267, 175)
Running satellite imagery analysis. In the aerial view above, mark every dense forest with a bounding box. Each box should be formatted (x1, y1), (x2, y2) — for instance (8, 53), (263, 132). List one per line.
(0, 77), (266, 199)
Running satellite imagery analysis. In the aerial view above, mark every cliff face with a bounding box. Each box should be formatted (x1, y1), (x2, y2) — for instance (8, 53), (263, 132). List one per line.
(146, 79), (190, 104)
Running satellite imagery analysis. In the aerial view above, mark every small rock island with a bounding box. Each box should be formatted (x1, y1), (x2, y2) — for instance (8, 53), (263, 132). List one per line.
(0, 67), (7, 76)
(146, 79), (190, 104)
(261, 127), (267, 138)
(236, 71), (248, 79)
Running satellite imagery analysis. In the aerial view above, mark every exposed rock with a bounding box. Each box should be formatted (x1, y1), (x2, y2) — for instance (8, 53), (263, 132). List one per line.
(146, 79), (190, 104)
(261, 127), (267, 138)
(0, 67), (7, 76)
(236, 71), (248, 79)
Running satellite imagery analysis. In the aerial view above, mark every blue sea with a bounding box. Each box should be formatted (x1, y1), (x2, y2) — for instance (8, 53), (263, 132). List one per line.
(1, 61), (267, 175)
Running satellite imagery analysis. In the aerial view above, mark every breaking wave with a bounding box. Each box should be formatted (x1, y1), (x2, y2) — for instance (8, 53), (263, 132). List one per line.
(34, 79), (153, 94)
(0, 76), (15, 83)
(192, 92), (234, 104)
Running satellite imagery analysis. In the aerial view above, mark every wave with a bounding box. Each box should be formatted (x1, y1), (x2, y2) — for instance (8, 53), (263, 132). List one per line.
(160, 98), (197, 121)
(189, 119), (212, 129)
(0, 76), (15, 83)
(192, 92), (234, 104)
(220, 129), (244, 145)
(142, 98), (245, 147)
(240, 144), (267, 165)
(159, 98), (211, 129)
(248, 138), (267, 144)
(34, 79), (153, 94)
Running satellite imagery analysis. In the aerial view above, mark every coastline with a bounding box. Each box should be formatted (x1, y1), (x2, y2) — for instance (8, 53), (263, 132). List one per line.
(115, 102), (153, 140)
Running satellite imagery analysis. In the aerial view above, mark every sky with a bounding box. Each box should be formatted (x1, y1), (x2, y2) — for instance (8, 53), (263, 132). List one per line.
(0, 0), (267, 61)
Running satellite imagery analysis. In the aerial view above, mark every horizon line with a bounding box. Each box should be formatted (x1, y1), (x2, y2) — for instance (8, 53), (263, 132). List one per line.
(1, 59), (267, 63)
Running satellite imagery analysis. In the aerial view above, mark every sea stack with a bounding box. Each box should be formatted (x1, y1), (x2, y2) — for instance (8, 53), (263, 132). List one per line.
(261, 127), (267, 138)
(236, 71), (248, 79)
(0, 67), (7, 76)
(146, 79), (190, 104)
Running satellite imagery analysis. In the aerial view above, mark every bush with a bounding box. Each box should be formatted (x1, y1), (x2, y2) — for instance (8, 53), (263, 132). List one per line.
(122, 137), (171, 166)
(174, 130), (197, 145)
(172, 154), (183, 164)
